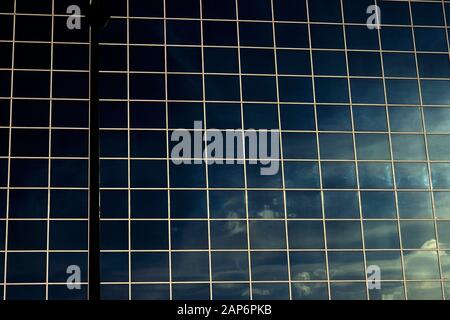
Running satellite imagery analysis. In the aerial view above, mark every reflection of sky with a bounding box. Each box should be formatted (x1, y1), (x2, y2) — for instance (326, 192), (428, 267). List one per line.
(4, 0), (450, 301)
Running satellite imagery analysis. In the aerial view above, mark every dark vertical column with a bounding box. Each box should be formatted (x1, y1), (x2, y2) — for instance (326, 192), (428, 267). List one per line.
(88, 7), (100, 302)
(88, 0), (109, 301)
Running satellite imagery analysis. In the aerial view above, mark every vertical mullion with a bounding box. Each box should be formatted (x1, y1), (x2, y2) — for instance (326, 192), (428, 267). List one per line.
(3, 0), (16, 301)
(441, 0), (450, 60)
(198, 0), (213, 300)
(339, 0), (370, 300)
(269, 0), (292, 301)
(441, 0), (450, 300)
(408, 0), (446, 300)
(305, 0), (331, 301)
(87, 1), (92, 300)
(45, 0), (55, 300)
(126, 1), (132, 300)
(235, 0), (253, 300)
(88, 0), (101, 301)
(163, 0), (173, 301)
(374, 0), (408, 300)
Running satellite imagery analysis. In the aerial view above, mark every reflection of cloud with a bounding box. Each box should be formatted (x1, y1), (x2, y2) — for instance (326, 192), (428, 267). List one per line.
(291, 263), (327, 298)
(224, 212), (246, 235)
(356, 135), (389, 159)
(363, 222), (399, 240)
(212, 192), (245, 219)
(288, 238), (448, 299)
(293, 283), (312, 297)
(250, 193), (284, 218)
(293, 272), (311, 281)
(404, 239), (441, 281)
(257, 205), (279, 218)
(381, 292), (399, 300)
(292, 272), (315, 298)
(256, 196), (283, 218)
(241, 288), (270, 297)
(421, 239), (437, 249)
(285, 162), (318, 188)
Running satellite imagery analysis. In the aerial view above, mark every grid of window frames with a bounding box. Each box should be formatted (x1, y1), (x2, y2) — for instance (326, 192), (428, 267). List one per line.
(2, 0), (450, 300)
(0, 0), (90, 299)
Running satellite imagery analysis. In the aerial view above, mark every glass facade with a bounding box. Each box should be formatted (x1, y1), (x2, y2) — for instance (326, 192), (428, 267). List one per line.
(1, 0), (450, 300)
